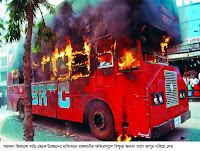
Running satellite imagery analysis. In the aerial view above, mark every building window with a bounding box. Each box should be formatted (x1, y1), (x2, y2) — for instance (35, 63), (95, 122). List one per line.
(0, 56), (7, 66)
(0, 71), (7, 82)
(176, 0), (183, 6)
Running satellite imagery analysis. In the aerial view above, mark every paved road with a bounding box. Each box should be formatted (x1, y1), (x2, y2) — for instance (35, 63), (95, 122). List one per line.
(0, 106), (73, 141)
(0, 102), (200, 141)
(157, 102), (200, 141)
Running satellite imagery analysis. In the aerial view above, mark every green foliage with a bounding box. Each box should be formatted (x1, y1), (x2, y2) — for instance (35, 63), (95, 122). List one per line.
(3, 0), (58, 53)
(41, 1), (56, 15)
(0, 0), (8, 3)
(4, 0), (28, 43)
(33, 20), (59, 53)
(0, 18), (5, 30)
(0, 18), (5, 46)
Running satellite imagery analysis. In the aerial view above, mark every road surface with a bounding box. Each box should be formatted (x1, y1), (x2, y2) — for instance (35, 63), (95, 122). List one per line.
(0, 102), (199, 141)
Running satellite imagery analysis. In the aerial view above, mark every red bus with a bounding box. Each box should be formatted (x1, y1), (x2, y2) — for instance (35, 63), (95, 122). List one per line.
(7, 25), (190, 140)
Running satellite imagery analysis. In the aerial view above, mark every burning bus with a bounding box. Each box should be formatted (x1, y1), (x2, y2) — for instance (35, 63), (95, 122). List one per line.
(7, 0), (190, 140)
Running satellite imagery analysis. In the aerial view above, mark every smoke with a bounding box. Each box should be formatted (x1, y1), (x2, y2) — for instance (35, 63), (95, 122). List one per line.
(49, 0), (143, 47)
(8, 39), (24, 73)
(29, 0), (181, 74)
(49, 0), (181, 45)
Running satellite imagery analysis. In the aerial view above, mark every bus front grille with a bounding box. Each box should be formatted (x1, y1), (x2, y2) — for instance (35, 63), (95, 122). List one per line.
(164, 70), (179, 108)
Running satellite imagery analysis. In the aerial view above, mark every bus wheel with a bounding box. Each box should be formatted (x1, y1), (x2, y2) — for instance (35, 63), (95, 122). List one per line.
(88, 101), (115, 140)
(18, 99), (25, 120)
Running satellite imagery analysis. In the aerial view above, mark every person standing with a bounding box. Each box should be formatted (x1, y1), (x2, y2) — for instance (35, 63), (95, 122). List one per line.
(183, 74), (189, 85)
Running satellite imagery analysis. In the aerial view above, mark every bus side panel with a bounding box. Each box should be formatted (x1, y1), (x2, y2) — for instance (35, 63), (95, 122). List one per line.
(126, 100), (150, 137)
(7, 85), (25, 112)
(7, 70), (25, 112)
(7, 72), (14, 111)
(56, 82), (73, 121)
(32, 82), (57, 118)
(145, 64), (167, 127)
(67, 76), (122, 132)
(7, 72), (13, 86)
(7, 86), (13, 111)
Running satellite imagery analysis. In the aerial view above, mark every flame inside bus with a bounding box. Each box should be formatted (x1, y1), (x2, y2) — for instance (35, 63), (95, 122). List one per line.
(160, 36), (171, 55)
(32, 36), (91, 81)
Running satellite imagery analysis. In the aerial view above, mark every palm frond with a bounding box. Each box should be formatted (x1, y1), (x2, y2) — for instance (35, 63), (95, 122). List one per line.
(39, 0), (56, 15)
(0, 18), (5, 30)
(4, 21), (22, 43)
(33, 19), (59, 53)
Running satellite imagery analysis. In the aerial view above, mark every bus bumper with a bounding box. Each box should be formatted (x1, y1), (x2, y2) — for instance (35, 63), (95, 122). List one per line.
(152, 110), (191, 138)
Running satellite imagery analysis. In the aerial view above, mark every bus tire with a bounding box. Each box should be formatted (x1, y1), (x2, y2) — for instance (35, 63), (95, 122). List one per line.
(18, 99), (25, 120)
(88, 101), (115, 140)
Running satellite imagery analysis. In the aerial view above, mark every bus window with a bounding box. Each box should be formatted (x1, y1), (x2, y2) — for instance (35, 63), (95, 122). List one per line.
(12, 69), (24, 84)
(12, 69), (19, 85)
(44, 62), (52, 81)
(19, 71), (24, 84)
(117, 37), (140, 72)
(96, 37), (113, 69)
(140, 26), (169, 65)
(32, 66), (42, 82)
(57, 57), (69, 79)
(72, 53), (90, 78)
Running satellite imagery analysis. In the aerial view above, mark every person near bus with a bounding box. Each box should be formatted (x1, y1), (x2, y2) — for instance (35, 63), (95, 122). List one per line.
(193, 76), (200, 96)
(183, 74), (189, 86)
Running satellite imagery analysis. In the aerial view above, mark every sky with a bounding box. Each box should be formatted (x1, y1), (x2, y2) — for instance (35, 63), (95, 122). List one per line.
(0, 0), (65, 18)
(176, 0), (200, 7)
(40, 0), (65, 14)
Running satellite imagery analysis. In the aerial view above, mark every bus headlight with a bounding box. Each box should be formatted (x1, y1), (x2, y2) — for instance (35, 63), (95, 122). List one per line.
(180, 89), (186, 100)
(153, 92), (164, 106)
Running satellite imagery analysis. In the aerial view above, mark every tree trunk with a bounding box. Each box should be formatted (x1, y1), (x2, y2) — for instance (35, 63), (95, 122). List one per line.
(23, 1), (34, 141)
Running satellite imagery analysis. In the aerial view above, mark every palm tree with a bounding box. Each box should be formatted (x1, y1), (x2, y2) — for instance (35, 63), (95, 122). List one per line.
(1, 0), (57, 141)
(0, 1), (5, 45)
(0, 18), (5, 44)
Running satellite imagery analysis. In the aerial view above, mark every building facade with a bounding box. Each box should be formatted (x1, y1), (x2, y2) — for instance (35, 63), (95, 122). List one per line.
(0, 44), (8, 105)
(0, 2), (9, 105)
(168, 0), (200, 75)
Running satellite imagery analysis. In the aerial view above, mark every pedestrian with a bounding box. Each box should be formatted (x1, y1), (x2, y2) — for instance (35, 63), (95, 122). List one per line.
(189, 75), (195, 89)
(188, 80), (193, 97)
(183, 74), (189, 85)
(193, 76), (200, 96)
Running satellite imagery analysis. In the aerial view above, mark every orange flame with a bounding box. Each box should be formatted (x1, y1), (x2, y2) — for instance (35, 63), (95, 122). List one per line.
(40, 36), (91, 81)
(32, 61), (39, 70)
(12, 69), (19, 79)
(160, 36), (171, 55)
(118, 48), (138, 70)
(97, 38), (114, 65)
(41, 55), (50, 72)
(117, 134), (132, 142)
(71, 39), (91, 80)
(32, 61), (39, 67)
(124, 134), (132, 142)
(117, 134), (123, 141)
(113, 40), (117, 53)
